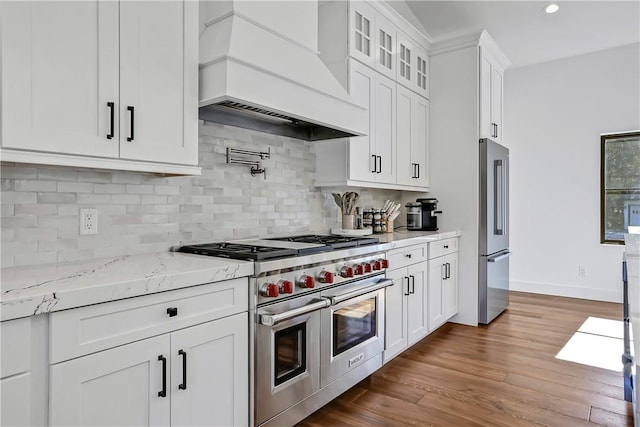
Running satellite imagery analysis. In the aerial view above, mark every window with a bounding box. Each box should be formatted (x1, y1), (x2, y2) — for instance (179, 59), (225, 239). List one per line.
(354, 12), (371, 57)
(400, 44), (411, 80)
(600, 131), (640, 244)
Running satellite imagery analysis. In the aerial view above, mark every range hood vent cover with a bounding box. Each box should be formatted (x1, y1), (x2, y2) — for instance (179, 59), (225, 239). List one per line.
(199, 100), (357, 141)
(198, 2), (367, 142)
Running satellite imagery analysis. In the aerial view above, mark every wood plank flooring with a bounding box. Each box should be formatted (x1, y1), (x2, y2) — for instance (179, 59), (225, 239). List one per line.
(298, 292), (633, 427)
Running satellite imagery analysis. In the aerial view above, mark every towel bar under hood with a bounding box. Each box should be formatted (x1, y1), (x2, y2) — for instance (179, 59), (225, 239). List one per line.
(198, 1), (367, 141)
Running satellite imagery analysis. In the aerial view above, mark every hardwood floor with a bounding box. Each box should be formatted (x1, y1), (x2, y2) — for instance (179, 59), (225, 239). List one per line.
(298, 292), (633, 427)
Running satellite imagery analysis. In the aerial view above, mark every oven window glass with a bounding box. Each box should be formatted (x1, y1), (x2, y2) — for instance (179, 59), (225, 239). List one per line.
(274, 323), (306, 386)
(333, 297), (376, 356)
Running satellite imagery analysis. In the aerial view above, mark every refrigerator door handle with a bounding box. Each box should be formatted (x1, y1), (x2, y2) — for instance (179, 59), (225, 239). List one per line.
(488, 251), (512, 263)
(494, 159), (505, 236)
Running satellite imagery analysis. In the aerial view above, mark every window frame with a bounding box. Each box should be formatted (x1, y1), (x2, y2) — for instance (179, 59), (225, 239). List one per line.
(600, 130), (640, 244)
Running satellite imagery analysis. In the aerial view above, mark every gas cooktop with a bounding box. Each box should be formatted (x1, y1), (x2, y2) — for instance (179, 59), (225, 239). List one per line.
(178, 235), (380, 261)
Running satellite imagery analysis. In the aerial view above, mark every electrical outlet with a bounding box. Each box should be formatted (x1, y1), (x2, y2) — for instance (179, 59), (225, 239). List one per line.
(80, 208), (98, 235)
(578, 265), (587, 278)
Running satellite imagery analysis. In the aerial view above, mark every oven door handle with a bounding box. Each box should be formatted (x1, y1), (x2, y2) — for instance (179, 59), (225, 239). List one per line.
(259, 299), (329, 326)
(328, 279), (394, 305)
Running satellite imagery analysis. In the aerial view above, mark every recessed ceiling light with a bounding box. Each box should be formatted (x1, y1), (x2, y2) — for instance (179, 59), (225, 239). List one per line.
(544, 3), (560, 14)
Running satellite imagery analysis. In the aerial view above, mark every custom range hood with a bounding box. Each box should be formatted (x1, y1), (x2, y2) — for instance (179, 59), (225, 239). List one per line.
(199, 1), (367, 141)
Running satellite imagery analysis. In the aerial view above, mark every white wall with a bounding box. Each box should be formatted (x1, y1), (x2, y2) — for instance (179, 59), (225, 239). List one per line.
(505, 43), (640, 302)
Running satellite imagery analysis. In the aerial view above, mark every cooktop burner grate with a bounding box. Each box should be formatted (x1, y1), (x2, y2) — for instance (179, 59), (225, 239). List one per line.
(178, 243), (298, 261)
(268, 235), (379, 249)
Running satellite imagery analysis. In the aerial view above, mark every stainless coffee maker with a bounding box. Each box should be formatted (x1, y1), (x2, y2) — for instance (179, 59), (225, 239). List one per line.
(416, 198), (442, 231)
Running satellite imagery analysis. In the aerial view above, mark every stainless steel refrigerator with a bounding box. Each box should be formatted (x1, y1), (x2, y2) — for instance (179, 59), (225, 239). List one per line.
(479, 138), (510, 324)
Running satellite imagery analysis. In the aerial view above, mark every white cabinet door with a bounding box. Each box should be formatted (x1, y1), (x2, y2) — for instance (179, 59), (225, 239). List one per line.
(396, 89), (429, 189)
(491, 66), (504, 144)
(479, 48), (504, 143)
(427, 258), (446, 332)
(406, 261), (428, 346)
(444, 253), (459, 319)
(384, 269), (409, 363)
(413, 95), (430, 188)
(1, 1), (119, 157)
(479, 53), (493, 140)
(119, 0), (197, 165)
(374, 72), (396, 184)
(349, 1), (376, 68)
(170, 313), (248, 427)
(414, 46), (430, 99)
(348, 60), (376, 182)
(396, 85), (414, 186)
(1, 373), (31, 427)
(50, 335), (170, 427)
(375, 14), (396, 80)
(396, 31), (414, 90)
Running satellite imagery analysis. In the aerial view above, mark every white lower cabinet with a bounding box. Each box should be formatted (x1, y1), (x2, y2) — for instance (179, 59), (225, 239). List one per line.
(384, 239), (459, 363)
(427, 241), (459, 332)
(384, 244), (429, 363)
(50, 335), (171, 427)
(1, 316), (47, 427)
(170, 314), (248, 427)
(49, 313), (248, 427)
(49, 278), (249, 427)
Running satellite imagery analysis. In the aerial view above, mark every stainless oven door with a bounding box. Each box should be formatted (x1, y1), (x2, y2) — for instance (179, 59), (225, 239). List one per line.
(255, 296), (328, 426)
(320, 276), (392, 387)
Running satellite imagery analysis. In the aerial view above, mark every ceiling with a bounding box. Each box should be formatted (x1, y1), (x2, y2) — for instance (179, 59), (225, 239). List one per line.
(405, 1), (640, 68)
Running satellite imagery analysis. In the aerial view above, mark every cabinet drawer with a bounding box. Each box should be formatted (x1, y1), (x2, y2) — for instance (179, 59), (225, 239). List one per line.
(1, 317), (31, 378)
(388, 244), (428, 270)
(50, 278), (248, 364)
(429, 238), (458, 259)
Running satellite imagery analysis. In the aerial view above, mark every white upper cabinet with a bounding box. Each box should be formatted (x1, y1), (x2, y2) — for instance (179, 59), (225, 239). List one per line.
(0, 1), (199, 175)
(349, 1), (376, 68)
(315, 0), (430, 192)
(396, 86), (429, 188)
(397, 31), (429, 98)
(118, 1), (197, 166)
(1, 1), (119, 158)
(479, 46), (504, 144)
(374, 14), (396, 80)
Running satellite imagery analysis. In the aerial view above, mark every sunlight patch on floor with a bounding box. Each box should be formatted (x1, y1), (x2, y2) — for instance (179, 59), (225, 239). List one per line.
(555, 317), (631, 372)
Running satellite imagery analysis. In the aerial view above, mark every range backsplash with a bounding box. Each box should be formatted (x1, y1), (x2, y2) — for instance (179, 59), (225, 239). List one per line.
(1, 122), (399, 267)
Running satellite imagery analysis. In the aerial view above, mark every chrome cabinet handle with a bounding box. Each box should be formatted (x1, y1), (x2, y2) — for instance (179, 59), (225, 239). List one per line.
(404, 277), (410, 296)
(409, 275), (415, 294)
(371, 154), (377, 173)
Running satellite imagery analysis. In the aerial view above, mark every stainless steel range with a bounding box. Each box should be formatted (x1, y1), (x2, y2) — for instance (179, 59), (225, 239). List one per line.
(178, 235), (393, 427)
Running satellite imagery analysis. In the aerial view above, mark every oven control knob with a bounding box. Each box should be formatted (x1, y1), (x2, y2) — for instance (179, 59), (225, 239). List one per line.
(364, 262), (373, 273)
(355, 264), (366, 275)
(318, 271), (334, 284)
(371, 260), (382, 271)
(278, 280), (294, 294)
(299, 275), (315, 289)
(380, 258), (390, 269)
(340, 266), (354, 278)
(260, 283), (279, 298)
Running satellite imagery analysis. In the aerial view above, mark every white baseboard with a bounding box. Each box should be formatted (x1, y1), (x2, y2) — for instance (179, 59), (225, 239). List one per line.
(510, 280), (621, 303)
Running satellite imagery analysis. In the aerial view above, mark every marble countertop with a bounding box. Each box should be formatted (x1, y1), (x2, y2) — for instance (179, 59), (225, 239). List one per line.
(376, 229), (461, 248)
(0, 231), (459, 322)
(1, 252), (254, 321)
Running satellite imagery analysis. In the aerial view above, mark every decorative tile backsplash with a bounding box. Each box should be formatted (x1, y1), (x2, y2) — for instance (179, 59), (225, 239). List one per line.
(1, 122), (399, 267)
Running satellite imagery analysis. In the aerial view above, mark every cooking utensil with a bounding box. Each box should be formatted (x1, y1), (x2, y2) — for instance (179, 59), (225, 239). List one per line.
(332, 193), (343, 212)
